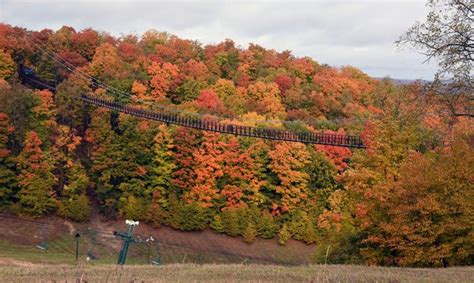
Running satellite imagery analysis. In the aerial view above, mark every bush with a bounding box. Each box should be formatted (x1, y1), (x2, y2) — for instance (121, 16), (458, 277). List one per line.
(164, 193), (183, 229)
(178, 203), (209, 231)
(288, 211), (309, 241)
(146, 203), (167, 228)
(57, 194), (91, 222)
(257, 210), (279, 239)
(310, 231), (364, 264)
(119, 195), (147, 220)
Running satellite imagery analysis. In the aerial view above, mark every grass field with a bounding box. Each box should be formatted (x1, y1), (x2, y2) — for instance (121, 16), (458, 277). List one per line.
(0, 261), (473, 282)
(1, 216), (473, 282)
(1, 239), (473, 282)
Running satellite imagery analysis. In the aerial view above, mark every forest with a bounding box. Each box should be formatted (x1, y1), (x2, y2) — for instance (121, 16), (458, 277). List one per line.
(0, 22), (472, 267)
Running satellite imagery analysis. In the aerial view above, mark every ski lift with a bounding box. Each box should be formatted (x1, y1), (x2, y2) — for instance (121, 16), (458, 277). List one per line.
(85, 228), (99, 260)
(86, 251), (97, 261)
(35, 224), (49, 251)
(151, 242), (161, 265)
(36, 242), (49, 251)
(144, 236), (161, 265)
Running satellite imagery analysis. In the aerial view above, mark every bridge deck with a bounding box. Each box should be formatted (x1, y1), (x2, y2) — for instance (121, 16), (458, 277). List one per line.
(79, 94), (366, 148)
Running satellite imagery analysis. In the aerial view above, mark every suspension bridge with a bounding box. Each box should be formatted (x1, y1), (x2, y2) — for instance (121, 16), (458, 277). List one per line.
(18, 39), (366, 149)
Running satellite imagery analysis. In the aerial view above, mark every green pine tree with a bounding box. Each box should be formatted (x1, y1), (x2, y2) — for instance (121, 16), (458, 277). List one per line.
(289, 211), (311, 241)
(222, 209), (240, 237)
(278, 223), (291, 246)
(164, 193), (183, 229)
(149, 124), (176, 207)
(210, 214), (225, 233)
(58, 194), (91, 222)
(57, 161), (91, 222)
(242, 222), (257, 244)
(257, 210), (279, 239)
(179, 203), (209, 231)
(304, 221), (317, 244)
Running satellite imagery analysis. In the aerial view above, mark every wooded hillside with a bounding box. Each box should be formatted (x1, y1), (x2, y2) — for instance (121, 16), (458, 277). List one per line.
(0, 24), (472, 267)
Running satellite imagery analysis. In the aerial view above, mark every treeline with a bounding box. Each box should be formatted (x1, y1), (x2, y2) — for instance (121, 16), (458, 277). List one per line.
(0, 24), (472, 267)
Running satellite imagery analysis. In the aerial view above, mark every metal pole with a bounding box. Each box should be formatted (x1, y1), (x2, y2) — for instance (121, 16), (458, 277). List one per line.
(147, 243), (151, 264)
(116, 220), (139, 265)
(120, 225), (134, 265)
(75, 233), (80, 262)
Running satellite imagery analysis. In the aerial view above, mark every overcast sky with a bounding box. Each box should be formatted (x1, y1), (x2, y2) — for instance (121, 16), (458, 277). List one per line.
(1, 0), (437, 80)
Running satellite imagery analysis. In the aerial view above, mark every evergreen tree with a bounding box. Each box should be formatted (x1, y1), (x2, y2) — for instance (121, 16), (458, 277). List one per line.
(116, 117), (156, 218)
(210, 214), (225, 233)
(58, 194), (90, 223)
(278, 223), (291, 246)
(85, 109), (122, 216)
(288, 211), (311, 241)
(146, 202), (167, 228)
(119, 194), (147, 220)
(164, 193), (182, 229)
(257, 210), (279, 239)
(179, 203), (209, 231)
(222, 209), (240, 237)
(54, 75), (92, 132)
(57, 161), (90, 222)
(242, 222), (257, 244)
(149, 124), (176, 208)
(0, 86), (37, 154)
(304, 221), (317, 244)
(305, 147), (339, 213)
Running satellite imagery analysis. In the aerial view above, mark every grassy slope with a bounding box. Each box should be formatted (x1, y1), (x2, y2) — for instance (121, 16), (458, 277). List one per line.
(0, 262), (473, 283)
(0, 214), (314, 265)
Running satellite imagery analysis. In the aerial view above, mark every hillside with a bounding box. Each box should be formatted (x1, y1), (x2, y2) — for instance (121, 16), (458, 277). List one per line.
(0, 24), (472, 268)
(0, 213), (314, 265)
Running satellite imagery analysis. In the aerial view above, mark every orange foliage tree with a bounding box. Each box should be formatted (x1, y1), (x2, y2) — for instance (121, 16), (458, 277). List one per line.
(148, 61), (179, 102)
(268, 142), (310, 212)
(16, 131), (56, 216)
(0, 113), (16, 205)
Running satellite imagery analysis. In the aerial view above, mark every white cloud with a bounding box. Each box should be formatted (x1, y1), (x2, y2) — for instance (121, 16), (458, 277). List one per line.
(0, 0), (437, 79)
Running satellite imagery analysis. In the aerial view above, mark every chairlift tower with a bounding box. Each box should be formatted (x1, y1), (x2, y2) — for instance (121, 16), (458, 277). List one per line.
(114, 219), (139, 265)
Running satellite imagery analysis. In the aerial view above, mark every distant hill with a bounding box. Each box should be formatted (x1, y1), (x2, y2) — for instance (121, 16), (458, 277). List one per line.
(373, 77), (430, 85)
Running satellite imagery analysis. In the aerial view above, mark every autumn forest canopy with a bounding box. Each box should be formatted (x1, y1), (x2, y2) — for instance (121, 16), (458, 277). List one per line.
(0, 17), (472, 268)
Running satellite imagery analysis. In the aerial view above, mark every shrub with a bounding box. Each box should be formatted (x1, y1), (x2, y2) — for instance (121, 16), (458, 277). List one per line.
(257, 210), (279, 239)
(57, 194), (91, 222)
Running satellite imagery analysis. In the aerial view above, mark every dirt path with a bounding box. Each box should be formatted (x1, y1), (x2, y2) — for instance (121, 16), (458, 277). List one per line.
(0, 257), (41, 267)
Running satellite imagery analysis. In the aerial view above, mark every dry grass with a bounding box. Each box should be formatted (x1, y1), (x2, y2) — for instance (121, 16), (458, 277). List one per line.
(0, 261), (473, 283)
